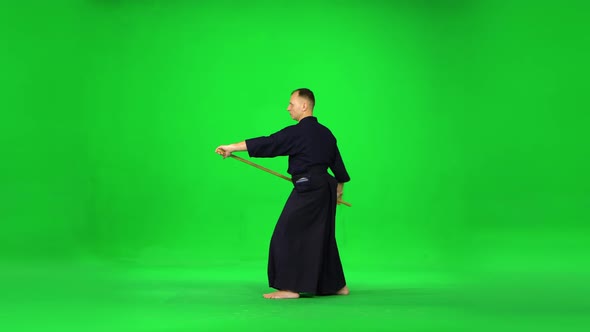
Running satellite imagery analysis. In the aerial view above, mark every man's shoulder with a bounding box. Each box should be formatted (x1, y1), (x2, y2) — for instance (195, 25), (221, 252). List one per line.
(272, 123), (299, 136)
(310, 119), (334, 134)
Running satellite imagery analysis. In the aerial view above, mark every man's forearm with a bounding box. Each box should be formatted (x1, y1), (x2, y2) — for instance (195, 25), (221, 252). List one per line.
(228, 141), (247, 153)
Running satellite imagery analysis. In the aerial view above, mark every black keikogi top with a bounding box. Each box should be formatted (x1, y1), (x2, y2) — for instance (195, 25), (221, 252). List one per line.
(245, 117), (350, 183)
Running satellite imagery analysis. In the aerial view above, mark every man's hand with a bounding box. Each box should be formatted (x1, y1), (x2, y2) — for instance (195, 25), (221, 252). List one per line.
(336, 182), (344, 204)
(215, 141), (247, 159)
(215, 145), (233, 159)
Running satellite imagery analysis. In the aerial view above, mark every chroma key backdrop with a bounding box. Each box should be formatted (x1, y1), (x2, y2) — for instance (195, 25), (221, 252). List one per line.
(1, 1), (588, 331)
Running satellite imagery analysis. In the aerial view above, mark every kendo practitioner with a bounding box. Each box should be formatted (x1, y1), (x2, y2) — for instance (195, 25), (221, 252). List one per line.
(215, 88), (350, 299)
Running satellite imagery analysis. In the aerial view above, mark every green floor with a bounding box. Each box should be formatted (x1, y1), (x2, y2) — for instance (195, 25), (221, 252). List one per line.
(2, 259), (588, 332)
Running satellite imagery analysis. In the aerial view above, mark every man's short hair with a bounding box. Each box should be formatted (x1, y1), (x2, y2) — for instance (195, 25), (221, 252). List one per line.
(292, 88), (315, 109)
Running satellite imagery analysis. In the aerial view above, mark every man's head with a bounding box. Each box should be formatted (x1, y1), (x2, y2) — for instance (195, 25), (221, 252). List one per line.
(287, 88), (315, 122)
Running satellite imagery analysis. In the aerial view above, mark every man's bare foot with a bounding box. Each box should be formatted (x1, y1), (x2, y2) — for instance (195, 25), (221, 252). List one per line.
(263, 290), (300, 299)
(336, 285), (350, 295)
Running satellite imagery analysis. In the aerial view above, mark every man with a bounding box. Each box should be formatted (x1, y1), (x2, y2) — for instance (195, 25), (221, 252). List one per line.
(215, 88), (350, 299)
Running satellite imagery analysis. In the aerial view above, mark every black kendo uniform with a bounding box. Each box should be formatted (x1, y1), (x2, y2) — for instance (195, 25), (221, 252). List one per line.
(245, 116), (350, 295)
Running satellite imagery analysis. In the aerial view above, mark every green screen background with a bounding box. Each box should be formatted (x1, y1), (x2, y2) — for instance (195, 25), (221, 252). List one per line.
(1, 0), (589, 330)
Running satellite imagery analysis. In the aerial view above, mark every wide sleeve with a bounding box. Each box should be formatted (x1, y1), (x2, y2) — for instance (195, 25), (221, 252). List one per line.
(330, 145), (350, 183)
(245, 127), (295, 158)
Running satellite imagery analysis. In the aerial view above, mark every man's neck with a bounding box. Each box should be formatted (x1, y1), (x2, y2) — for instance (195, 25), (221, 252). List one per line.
(298, 113), (313, 122)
